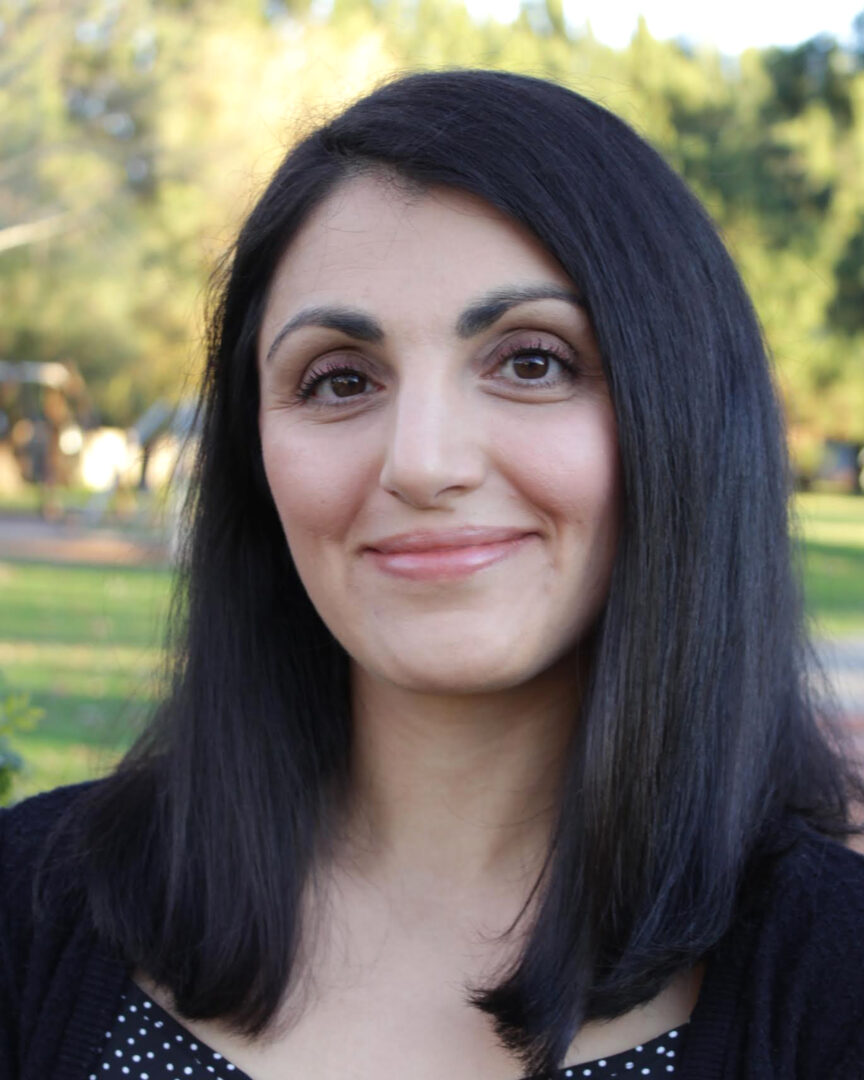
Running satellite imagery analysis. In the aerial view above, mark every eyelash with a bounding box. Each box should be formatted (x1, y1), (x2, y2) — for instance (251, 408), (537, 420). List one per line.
(294, 338), (580, 406)
(295, 360), (373, 403)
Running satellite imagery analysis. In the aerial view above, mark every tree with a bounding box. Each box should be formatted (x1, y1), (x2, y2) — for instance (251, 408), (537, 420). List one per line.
(1, 0), (863, 442)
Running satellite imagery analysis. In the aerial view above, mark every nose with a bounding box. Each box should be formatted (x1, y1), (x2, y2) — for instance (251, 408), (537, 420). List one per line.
(378, 374), (486, 508)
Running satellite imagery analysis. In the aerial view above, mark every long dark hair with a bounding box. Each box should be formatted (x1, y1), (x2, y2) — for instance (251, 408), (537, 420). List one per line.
(79, 69), (862, 1074)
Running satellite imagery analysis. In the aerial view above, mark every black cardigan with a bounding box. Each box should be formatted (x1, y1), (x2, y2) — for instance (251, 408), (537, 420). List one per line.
(2, 783), (864, 1080)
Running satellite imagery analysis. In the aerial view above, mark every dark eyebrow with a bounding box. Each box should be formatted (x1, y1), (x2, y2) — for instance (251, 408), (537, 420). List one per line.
(264, 306), (383, 364)
(264, 284), (583, 363)
(455, 285), (583, 338)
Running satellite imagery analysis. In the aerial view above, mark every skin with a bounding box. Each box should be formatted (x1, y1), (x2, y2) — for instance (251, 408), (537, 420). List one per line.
(259, 178), (618, 699)
(257, 174), (622, 887)
(138, 174), (702, 1078)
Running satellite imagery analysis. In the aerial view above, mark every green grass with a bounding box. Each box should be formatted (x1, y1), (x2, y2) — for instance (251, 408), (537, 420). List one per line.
(1, 492), (862, 802)
(0, 560), (171, 800)
(795, 493), (864, 637)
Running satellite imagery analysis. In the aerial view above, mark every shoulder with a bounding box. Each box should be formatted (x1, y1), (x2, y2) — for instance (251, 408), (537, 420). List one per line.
(1, 781), (104, 934)
(753, 825), (864, 1074)
(1, 783), (128, 1079)
(1, 780), (100, 840)
(758, 820), (864, 944)
(742, 818), (864, 995)
(1, 781), (100, 876)
(1, 781), (110, 986)
(689, 821), (864, 1078)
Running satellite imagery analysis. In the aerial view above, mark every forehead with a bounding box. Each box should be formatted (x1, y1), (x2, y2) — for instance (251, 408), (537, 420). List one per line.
(259, 174), (574, 345)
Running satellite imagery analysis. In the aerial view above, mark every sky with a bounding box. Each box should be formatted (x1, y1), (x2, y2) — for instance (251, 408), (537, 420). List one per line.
(465, 0), (864, 54)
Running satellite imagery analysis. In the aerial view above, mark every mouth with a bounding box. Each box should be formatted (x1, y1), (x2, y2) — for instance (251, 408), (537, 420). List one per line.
(363, 528), (537, 581)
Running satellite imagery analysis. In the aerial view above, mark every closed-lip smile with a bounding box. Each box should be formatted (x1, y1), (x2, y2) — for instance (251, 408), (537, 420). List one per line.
(364, 527), (537, 580)
(367, 526), (535, 553)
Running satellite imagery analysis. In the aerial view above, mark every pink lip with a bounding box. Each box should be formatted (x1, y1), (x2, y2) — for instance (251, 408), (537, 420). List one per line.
(364, 528), (536, 581)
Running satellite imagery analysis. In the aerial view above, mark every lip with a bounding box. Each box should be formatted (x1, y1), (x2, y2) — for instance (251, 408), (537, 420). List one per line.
(367, 527), (535, 553)
(364, 527), (537, 581)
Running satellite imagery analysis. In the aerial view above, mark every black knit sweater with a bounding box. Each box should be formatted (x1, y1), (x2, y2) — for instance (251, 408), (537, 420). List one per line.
(2, 784), (864, 1080)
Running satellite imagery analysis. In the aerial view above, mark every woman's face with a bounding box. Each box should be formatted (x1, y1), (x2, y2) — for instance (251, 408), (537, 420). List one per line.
(258, 175), (619, 695)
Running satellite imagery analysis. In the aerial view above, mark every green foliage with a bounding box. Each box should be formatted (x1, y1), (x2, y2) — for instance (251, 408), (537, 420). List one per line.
(1, 0), (863, 438)
(830, 216), (864, 334)
(762, 36), (853, 126)
(0, 669), (44, 804)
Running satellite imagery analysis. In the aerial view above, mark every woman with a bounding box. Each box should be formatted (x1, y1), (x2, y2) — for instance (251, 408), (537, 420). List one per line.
(3, 69), (864, 1080)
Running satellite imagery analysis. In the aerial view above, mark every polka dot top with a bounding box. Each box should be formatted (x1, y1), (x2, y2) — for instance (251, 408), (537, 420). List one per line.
(92, 980), (688, 1080)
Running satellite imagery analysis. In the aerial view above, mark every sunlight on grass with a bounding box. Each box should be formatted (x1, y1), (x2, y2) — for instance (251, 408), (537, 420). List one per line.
(795, 493), (864, 547)
(0, 559), (172, 801)
(0, 641), (164, 700)
(795, 493), (864, 638)
(796, 493), (864, 523)
(10, 737), (124, 800)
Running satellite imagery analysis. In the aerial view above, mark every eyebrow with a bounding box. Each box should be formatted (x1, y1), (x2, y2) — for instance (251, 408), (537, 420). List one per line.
(455, 284), (582, 336)
(264, 307), (383, 364)
(263, 284), (583, 364)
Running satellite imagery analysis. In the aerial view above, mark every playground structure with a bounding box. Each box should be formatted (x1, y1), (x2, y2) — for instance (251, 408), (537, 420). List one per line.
(0, 361), (196, 535)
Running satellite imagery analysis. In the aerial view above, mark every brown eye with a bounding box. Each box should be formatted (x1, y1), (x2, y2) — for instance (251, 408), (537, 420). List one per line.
(511, 354), (550, 379)
(330, 372), (367, 397)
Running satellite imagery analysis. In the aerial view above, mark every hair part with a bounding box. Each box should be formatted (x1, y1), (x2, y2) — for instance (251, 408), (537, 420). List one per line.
(78, 69), (864, 1075)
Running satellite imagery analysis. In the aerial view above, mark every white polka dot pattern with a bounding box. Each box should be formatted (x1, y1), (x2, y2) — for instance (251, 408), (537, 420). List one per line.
(92, 981), (685, 1080)
(542, 1025), (682, 1080)
(92, 985), (247, 1080)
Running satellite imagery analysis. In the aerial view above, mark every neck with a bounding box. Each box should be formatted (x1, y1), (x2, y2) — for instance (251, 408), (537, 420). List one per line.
(336, 658), (581, 897)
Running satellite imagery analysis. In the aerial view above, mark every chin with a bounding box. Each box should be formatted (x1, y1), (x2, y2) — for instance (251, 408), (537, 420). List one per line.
(368, 644), (555, 697)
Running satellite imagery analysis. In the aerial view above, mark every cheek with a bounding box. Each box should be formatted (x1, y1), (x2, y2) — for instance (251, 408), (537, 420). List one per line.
(495, 402), (620, 538)
(260, 424), (370, 548)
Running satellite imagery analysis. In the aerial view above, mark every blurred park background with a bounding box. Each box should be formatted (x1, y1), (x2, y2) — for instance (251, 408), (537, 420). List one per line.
(1, 0), (863, 802)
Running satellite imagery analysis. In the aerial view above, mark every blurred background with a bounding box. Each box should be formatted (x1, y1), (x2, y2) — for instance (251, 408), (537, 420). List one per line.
(1, 0), (863, 803)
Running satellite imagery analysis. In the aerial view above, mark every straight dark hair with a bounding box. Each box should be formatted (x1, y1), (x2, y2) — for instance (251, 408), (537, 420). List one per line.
(78, 69), (863, 1075)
